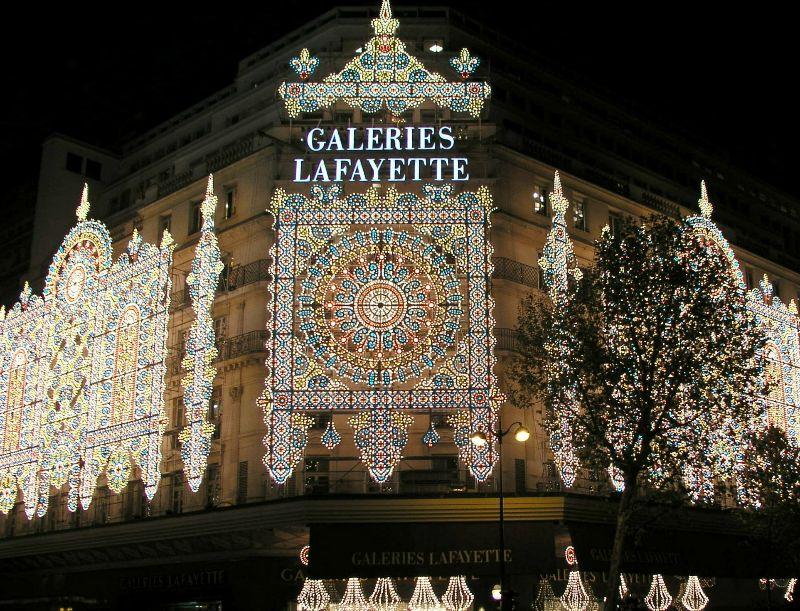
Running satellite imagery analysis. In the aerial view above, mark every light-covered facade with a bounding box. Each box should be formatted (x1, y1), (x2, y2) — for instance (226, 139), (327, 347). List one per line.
(1, 3), (799, 610)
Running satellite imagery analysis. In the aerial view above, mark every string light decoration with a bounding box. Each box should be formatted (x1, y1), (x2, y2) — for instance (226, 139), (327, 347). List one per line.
(619, 574), (629, 600)
(278, 0), (490, 117)
(538, 171), (582, 487)
(260, 184), (503, 484)
(644, 575), (672, 611)
(0, 184), (173, 518)
(533, 579), (561, 611)
(321, 419), (342, 449)
(559, 546), (592, 611)
(786, 578), (797, 602)
(680, 576), (709, 611)
(409, 576), (441, 611)
(441, 576), (473, 611)
(297, 578), (330, 611)
(180, 174), (225, 493)
(370, 577), (401, 611)
(299, 544), (310, 566)
(338, 577), (370, 611)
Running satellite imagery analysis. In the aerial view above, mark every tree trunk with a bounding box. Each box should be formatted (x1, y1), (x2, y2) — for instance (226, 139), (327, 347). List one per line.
(603, 477), (637, 610)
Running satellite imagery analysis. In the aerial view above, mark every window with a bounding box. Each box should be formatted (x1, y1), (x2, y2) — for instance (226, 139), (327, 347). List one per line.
(333, 110), (353, 125)
(515, 458), (526, 494)
(224, 187), (236, 220)
(304, 457), (330, 494)
(170, 473), (183, 514)
(189, 201), (202, 234)
(745, 268), (754, 289)
(310, 412), (332, 430)
(236, 461), (249, 504)
(608, 212), (623, 237)
(66, 152), (83, 174)
(574, 198), (588, 231)
(209, 386), (222, 440)
(420, 109), (439, 124)
(772, 280), (781, 299)
(206, 464), (220, 507)
(213, 316), (228, 341)
(85, 159), (102, 181)
(532, 186), (547, 216)
(172, 397), (184, 429)
(119, 189), (131, 210)
(159, 215), (171, 242)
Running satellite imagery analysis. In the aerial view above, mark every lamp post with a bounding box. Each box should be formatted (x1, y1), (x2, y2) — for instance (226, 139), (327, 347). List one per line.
(471, 420), (530, 611)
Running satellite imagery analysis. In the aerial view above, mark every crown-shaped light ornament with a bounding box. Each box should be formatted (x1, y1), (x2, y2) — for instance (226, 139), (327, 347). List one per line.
(76, 183), (90, 221)
(278, 0), (490, 117)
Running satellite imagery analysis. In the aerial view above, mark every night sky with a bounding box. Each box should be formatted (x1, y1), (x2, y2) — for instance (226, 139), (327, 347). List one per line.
(2, 2), (797, 213)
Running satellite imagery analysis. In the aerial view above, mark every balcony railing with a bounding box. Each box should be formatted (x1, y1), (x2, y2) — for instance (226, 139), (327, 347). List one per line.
(171, 258), (271, 311)
(494, 327), (519, 353)
(167, 330), (268, 375)
(492, 256), (540, 288)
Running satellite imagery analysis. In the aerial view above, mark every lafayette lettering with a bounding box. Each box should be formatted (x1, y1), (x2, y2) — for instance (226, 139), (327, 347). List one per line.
(351, 549), (511, 567)
(293, 125), (469, 183)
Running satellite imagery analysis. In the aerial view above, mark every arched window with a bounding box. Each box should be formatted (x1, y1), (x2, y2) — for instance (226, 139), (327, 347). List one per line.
(764, 343), (787, 430)
(111, 306), (140, 424)
(3, 350), (26, 452)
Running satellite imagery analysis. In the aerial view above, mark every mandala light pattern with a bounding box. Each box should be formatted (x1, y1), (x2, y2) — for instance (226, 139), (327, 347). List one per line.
(297, 578), (330, 611)
(0, 185), (173, 517)
(441, 576), (473, 611)
(409, 576), (441, 611)
(180, 175), (225, 493)
(261, 184), (502, 484)
(539, 171), (582, 487)
(681, 576), (709, 611)
(338, 577), (370, 611)
(370, 577), (401, 611)
(644, 575), (672, 611)
(278, 0), (490, 117)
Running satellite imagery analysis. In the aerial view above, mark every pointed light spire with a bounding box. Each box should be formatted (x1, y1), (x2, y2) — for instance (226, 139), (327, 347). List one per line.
(372, 0), (399, 35)
(76, 183), (90, 221)
(201, 173), (218, 222)
(698, 180), (713, 218)
(549, 170), (569, 215)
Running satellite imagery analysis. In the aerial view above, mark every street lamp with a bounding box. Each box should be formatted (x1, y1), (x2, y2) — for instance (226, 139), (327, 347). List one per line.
(471, 420), (530, 610)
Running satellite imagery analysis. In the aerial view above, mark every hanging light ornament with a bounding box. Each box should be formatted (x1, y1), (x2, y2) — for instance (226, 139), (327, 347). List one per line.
(409, 576), (442, 611)
(644, 575), (672, 611)
(338, 577), (370, 611)
(370, 577), (401, 611)
(533, 579), (562, 611)
(321, 419), (341, 449)
(297, 578), (330, 611)
(681, 576), (709, 611)
(560, 571), (591, 611)
(786, 578), (797, 603)
(423, 420), (440, 447)
(442, 576), (473, 611)
(619, 574), (629, 600)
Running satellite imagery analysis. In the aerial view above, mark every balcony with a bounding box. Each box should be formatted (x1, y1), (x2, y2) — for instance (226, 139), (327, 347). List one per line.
(171, 258), (271, 311)
(167, 330), (268, 376)
(492, 256), (540, 288)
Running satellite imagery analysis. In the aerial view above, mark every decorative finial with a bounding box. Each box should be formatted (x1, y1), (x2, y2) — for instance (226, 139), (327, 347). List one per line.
(549, 170), (569, 215)
(127, 228), (142, 256)
(760, 273), (772, 297)
(789, 299), (798, 316)
(698, 180), (713, 218)
(76, 183), (90, 221)
(0, 305), (6, 322)
(201, 174), (218, 222)
(160, 228), (174, 249)
(19, 282), (32, 308)
(372, 0), (399, 36)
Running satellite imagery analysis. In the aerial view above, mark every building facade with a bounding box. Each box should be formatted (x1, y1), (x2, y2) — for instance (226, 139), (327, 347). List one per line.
(1, 3), (799, 610)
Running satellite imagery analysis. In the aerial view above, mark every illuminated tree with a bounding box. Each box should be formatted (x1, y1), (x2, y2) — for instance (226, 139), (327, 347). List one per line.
(738, 426), (800, 586)
(512, 198), (765, 609)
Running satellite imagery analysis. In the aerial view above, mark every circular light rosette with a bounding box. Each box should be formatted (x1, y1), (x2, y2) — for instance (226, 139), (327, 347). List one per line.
(298, 228), (463, 386)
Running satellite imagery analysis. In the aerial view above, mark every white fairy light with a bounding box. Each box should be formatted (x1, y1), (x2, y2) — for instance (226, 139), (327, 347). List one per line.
(338, 577), (369, 611)
(534, 578), (562, 611)
(786, 578), (797, 602)
(619, 574), (629, 600)
(681, 576), (709, 611)
(409, 576), (442, 611)
(560, 571), (590, 611)
(442, 576), (473, 611)
(370, 577), (401, 611)
(297, 578), (330, 611)
(644, 574), (672, 611)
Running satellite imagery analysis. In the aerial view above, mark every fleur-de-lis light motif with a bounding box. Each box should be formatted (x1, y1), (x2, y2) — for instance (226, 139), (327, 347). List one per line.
(289, 48), (320, 80)
(450, 48), (480, 79)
